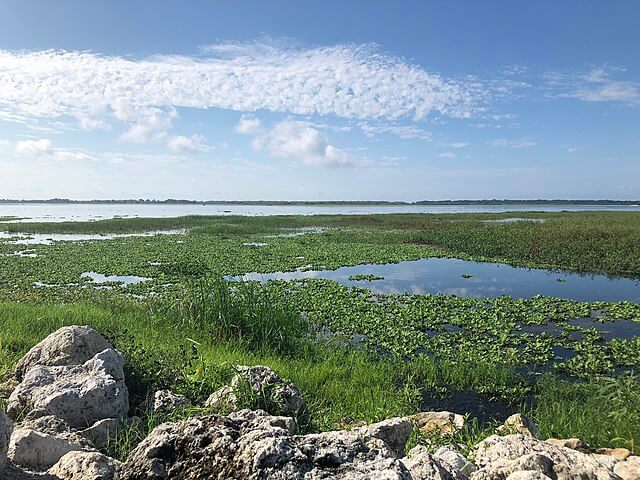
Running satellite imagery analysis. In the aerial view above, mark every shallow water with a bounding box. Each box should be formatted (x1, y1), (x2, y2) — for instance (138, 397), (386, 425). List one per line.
(237, 257), (640, 302)
(81, 271), (150, 285)
(0, 229), (186, 245)
(1, 203), (639, 222)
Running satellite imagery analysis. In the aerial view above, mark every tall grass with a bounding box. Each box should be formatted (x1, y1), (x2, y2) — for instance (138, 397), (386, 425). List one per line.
(157, 275), (308, 355)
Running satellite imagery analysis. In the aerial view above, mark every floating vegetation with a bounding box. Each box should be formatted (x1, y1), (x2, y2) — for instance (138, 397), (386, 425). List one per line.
(347, 274), (384, 281)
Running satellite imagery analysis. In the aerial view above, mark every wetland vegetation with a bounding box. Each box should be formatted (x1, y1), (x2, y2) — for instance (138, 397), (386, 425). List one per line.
(1, 210), (640, 456)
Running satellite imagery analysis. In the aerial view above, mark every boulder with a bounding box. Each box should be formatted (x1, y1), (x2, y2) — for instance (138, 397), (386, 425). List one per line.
(15, 326), (113, 381)
(496, 414), (542, 439)
(614, 456), (640, 480)
(403, 445), (469, 479)
(474, 434), (620, 480)
(48, 451), (121, 480)
(118, 409), (463, 480)
(7, 349), (129, 428)
(79, 418), (121, 450)
(434, 445), (477, 476)
(1, 409), (12, 475)
(410, 411), (465, 435)
(356, 417), (413, 456)
(205, 365), (307, 421)
(149, 390), (190, 415)
(8, 427), (92, 470)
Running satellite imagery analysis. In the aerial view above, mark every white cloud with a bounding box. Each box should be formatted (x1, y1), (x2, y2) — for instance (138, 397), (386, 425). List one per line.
(234, 115), (262, 135)
(544, 67), (640, 105)
(359, 122), (432, 141)
(0, 42), (481, 139)
(567, 147), (577, 153)
(436, 152), (456, 158)
(15, 138), (92, 161)
(167, 135), (212, 154)
(449, 142), (469, 148)
(489, 137), (537, 149)
(239, 119), (355, 168)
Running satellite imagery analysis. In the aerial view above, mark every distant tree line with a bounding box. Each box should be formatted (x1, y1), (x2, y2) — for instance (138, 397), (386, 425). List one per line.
(0, 199), (638, 205)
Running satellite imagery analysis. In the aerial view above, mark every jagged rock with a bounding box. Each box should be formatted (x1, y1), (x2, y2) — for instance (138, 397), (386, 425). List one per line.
(356, 417), (413, 456)
(15, 326), (113, 381)
(48, 451), (121, 480)
(79, 418), (121, 450)
(403, 445), (469, 479)
(8, 427), (92, 470)
(7, 349), (129, 429)
(410, 411), (465, 435)
(496, 414), (542, 439)
(545, 437), (589, 452)
(149, 390), (190, 415)
(505, 472), (553, 480)
(118, 409), (463, 480)
(4, 463), (59, 479)
(205, 365), (307, 420)
(1, 409), (12, 475)
(471, 452), (555, 480)
(474, 434), (620, 479)
(434, 445), (477, 476)
(614, 456), (640, 480)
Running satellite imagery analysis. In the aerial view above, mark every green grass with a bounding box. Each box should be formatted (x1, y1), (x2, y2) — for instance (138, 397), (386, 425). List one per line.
(1, 281), (639, 458)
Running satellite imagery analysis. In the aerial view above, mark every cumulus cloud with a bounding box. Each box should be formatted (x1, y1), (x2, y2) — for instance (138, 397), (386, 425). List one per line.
(234, 115), (262, 135)
(237, 118), (355, 168)
(15, 138), (92, 161)
(166, 135), (212, 154)
(0, 42), (481, 139)
(489, 138), (537, 149)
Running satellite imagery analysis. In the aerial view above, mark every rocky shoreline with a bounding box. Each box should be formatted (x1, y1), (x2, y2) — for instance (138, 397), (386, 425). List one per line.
(1, 325), (638, 479)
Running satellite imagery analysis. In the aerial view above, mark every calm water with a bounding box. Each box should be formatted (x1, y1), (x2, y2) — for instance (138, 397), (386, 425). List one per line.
(0, 229), (186, 245)
(1, 203), (639, 222)
(237, 257), (640, 302)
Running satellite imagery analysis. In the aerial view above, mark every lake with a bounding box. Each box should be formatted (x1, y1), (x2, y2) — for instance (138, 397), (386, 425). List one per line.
(1, 202), (640, 222)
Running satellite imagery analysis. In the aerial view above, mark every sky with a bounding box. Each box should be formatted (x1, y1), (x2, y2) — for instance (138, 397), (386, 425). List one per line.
(0, 1), (639, 201)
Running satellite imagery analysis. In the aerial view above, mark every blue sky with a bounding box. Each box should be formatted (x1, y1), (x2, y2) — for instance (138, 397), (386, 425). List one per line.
(0, 1), (638, 200)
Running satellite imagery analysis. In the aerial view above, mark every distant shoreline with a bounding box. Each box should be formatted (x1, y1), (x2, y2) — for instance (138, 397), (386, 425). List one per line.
(1, 199), (639, 206)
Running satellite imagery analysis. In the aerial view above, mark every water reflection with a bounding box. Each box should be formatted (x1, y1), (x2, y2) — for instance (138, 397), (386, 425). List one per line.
(237, 257), (640, 302)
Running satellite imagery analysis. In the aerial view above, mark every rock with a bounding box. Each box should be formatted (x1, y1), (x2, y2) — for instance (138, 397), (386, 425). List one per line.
(410, 411), (465, 435)
(356, 417), (413, 456)
(79, 418), (121, 450)
(7, 349), (129, 428)
(401, 445), (466, 480)
(614, 456), (640, 480)
(48, 451), (121, 480)
(496, 414), (542, 439)
(505, 472), (553, 480)
(149, 390), (190, 415)
(434, 445), (477, 476)
(15, 326), (113, 381)
(8, 427), (92, 470)
(1, 409), (12, 475)
(118, 409), (463, 480)
(594, 447), (632, 461)
(471, 452), (555, 480)
(205, 365), (307, 421)
(474, 434), (620, 480)
(545, 437), (589, 452)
